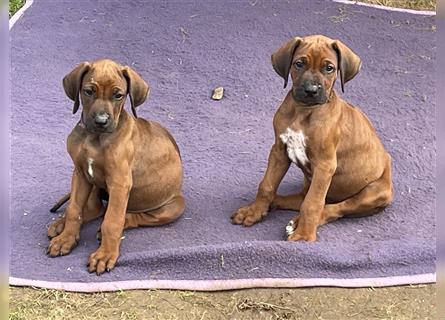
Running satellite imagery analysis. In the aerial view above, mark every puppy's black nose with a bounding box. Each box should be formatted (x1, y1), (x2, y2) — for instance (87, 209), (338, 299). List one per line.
(304, 83), (321, 95)
(94, 112), (110, 126)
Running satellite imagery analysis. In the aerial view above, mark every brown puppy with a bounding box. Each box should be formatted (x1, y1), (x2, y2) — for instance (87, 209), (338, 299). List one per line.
(231, 35), (393, 241)
(47, 59), (184, 274)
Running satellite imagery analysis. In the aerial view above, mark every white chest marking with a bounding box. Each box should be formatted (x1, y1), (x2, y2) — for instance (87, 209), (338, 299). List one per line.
(87, 158), (94, 178)
(279, 128), (308, 165)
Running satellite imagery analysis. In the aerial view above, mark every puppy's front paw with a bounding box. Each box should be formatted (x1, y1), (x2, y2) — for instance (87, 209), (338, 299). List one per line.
(287, 231), (317, 242)
(47, 233), (79, 257)
(231, 204), (267, 226)
(47, 216), (66, 239)
(286, 218), (317, 242)
(88, 246), (119, 275)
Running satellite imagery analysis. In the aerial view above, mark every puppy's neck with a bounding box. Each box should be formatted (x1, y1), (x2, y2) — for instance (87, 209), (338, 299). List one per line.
(289, 89), (338, 112)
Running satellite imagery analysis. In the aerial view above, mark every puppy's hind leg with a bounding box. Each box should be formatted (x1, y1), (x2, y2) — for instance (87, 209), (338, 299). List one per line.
(287, 159), (392, 240)
(320, 158), (393, 226)
(271, 177), (310, 211)
(271, 193), (305, 211)
(124, 195), (185, 229)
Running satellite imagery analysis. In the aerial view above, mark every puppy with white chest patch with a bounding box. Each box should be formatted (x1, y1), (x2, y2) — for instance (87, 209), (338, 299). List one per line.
(231, 35), (393, 241)
(47, 59), (184, 274)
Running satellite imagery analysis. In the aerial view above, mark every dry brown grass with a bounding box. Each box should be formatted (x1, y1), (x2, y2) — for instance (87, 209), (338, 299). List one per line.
(359, 0), (435, 11)
(9, 285), (436, 320)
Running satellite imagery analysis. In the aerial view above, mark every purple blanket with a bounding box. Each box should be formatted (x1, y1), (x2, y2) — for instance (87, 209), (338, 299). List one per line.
(10, 0), (435, 291)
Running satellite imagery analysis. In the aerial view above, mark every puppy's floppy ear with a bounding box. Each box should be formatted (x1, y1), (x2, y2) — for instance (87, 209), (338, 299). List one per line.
(332, 40), (361, 93)
(63, 62), (90, 114)
(271, 37), (303, 88)
(122, 66), (150, 118)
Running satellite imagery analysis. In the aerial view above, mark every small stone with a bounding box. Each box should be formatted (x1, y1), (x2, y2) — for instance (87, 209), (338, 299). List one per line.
(212, 87), (224, 100)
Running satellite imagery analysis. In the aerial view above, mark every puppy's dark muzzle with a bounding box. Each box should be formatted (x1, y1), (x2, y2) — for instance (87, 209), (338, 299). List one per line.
(293, 81), (327, 106)
(304, 83), (322, 97)
(85, 112), (114, 133)
(93, 112), (110, 128)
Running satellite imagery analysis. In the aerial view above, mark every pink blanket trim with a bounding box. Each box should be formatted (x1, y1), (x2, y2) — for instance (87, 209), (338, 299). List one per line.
(9, 273), (436, 292)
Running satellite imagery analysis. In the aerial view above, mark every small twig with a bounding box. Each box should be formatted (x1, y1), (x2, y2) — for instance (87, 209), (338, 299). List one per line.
(160, 297), (180, 310)
(158, 106), (174, 119)
(236, 299), (298, 313)
(180, 27), (189, 42)
(228, 128), (253, 134)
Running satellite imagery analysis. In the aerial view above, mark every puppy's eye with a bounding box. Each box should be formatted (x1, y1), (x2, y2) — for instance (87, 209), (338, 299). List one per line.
(83, 88), (94, 97)
(294, 60), (304, 69)
(114, 93), (124, 100)
(325, 65), (335, 73)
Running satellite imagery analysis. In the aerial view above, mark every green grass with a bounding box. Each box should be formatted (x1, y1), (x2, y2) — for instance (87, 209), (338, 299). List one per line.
(9, 0), (25, 18)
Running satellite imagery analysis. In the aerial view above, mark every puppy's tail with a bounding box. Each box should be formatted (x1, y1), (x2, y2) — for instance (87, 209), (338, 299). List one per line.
(50, 193), (70, 213)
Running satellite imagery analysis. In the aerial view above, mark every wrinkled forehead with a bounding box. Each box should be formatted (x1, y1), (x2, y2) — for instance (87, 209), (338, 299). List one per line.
(84, 61), (127, 87)
(294, 37), (338, 63)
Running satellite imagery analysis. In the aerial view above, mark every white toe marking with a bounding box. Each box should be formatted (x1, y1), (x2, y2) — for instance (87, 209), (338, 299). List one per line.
(285, 220), (295, 236)
(87, 158), (94, 178)
(280, 128), (308, 165)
